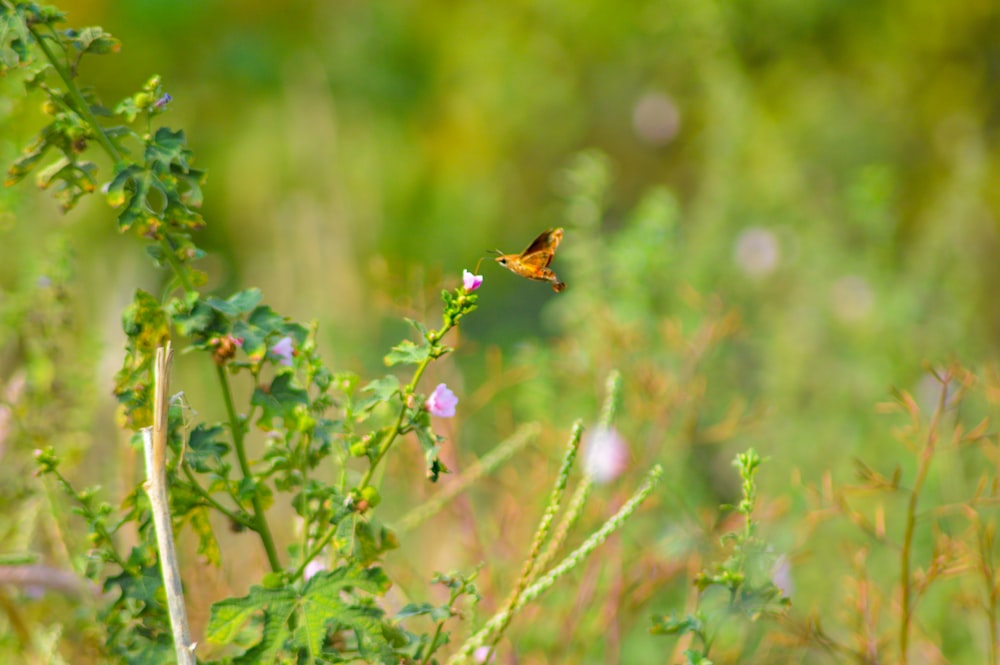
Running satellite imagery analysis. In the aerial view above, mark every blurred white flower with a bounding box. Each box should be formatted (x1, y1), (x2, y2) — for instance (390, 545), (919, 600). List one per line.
(583, 426), (629, 484)
(733, 228), (780, 278)
(830, 275), (874, 323)
(633, 92), (681, 146)
(474, 646), (495, 663)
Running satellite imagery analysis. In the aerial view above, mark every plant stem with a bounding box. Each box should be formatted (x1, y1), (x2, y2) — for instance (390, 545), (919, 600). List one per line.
(30, 23), (196, 295)
(28, 24), (123, 164)
(217, 364), (281, 572)
(483, 422), (584, 659)
(358, 322), (446, 490)
(396, 424), (540, 533)
(448, 464), (663, 665)
(180, 464), (253, 529)
(899, 372), (949, 665)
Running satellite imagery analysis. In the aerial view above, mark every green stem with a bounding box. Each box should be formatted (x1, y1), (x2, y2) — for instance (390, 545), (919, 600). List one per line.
(50, 469), (129, 570)
(290, 519), (341, 582)
(421, 622), (447, 665)
(181, 464), (253, 530)
(449, 464), (663, 665)
(484, 422), (584, 660)
(28, 24), (123, 164)
(159, 237), (195, 293)
(30, 23), (196, 295)
(357, 323), (446, 490)
(217, 364), (281, 572)
(899, 373), (949, 665)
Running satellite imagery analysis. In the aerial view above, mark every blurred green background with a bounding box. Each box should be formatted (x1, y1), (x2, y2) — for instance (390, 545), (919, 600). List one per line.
(3, 0), (1000, 662)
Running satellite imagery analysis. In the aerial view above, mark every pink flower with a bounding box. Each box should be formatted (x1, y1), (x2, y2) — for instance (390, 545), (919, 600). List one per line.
(270, 336), (294, 366)
(771, 554), (794, 598)
(304, 558), (327, 581)
(473, 646), (496, 663)
(583, 426), (629, 484)
(425, 383), (458, 418)
(462, 269), (483, 292)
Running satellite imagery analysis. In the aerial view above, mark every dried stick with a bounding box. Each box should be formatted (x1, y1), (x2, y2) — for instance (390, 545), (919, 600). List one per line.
(142, 343), (196, 665)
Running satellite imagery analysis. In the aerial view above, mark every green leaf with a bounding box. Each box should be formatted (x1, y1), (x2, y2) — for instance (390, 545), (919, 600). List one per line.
(185, 424), (228, 472)
(352, 519), (399, 566)
(207, 567), (395, 663)
(188, 507), (221, 566)
(5, 143), (49, 186)
(121, 289), (169, 350)
(0, 8), (34, 72)
(361, 375), (400, 404)
(396, 602), (451, 622)
(650, 612), (703, 636)
(405, 317), (429, 338)
(384, 339), (430, 366)
(105, 164), (142, 208)
(247, 305), (286, 334)
(205, 288), (263, 316)
(146, 127), (190, 171)
(104, 565), (164, 605)
(415, 426), (448, 482)
(67, 26), (120, 55)
(167, 294), (221, 337)
(252, 373), (310, 430)
(118, 169), (153, 231)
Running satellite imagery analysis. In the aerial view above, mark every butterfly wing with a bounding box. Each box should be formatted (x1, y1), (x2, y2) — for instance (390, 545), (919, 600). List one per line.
(519, 228), (563, 268)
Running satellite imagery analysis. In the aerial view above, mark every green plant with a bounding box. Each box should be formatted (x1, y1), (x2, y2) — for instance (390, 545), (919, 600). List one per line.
(651, 448), (789, 664)
(2, 3), (663, 663)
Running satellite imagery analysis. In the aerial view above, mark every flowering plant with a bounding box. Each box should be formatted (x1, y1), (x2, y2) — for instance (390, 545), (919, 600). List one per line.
(4, 4), (661, 663)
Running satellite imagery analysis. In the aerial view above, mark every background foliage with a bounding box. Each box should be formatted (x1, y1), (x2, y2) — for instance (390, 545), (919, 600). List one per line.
(2, 0), (1000, 663)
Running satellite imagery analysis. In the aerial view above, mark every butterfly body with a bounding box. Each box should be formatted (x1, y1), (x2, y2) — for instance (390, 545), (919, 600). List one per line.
(493, 227), (567, 292)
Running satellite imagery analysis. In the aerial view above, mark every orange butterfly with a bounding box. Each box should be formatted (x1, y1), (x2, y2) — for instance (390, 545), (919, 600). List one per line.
(493, 227), (566, 292)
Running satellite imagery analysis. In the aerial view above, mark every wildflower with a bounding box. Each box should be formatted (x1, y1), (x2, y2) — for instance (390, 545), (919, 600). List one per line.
(153, 92), (172, 109)
(462, 269), (483, 292)
(303, 558), (327, 581)
(425, 383), (458, 418)
(583, 426), (628, 484)
(270, 336), (294, 366)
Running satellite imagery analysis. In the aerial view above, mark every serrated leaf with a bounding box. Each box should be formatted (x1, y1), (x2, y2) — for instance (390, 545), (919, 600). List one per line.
(206, 586), (296, 645)
(146, 127), (190, 171)
(208, 568), (395, 663)
(247, 305), (286, 334)
(185, 424), (228, 472)
(168, 295), (219, 337)
(252, 373), (310, 430)
(361, 375), (400, 404)
(384, 339), (430, 366)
